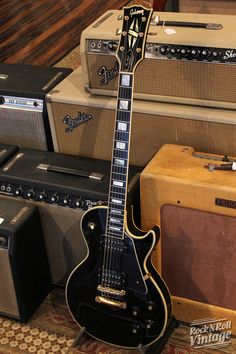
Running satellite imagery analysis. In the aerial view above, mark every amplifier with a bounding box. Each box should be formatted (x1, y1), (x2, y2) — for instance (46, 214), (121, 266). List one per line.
(140, 144), (236, 332)
(0, 63), (72, 150)
(0, 143), (18, 167)
(0, 149), (141, 286)
(0, 197), (51, 322)
(47, 66), (236, 165)
(80, 10), (236, 109)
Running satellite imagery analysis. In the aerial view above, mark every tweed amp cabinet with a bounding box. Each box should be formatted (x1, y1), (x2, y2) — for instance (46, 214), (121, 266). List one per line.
(0, 149), (141, 286)
(0, 63), (72, 150)
(140, 144), (236, 333)
(0, 198), (51, 322)
(80, 10), (236, 109)
(47, 66), (236, 165)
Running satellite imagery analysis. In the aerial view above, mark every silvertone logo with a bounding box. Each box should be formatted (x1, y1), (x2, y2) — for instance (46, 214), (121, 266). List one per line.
(98, 61), (119, 86)
(223, 50), (236, 60)
(63, 112), (93, 133)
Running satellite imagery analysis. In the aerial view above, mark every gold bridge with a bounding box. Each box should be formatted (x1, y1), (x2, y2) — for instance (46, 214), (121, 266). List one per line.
(95, 296), (127, 309)
(97, 285), (126, 296)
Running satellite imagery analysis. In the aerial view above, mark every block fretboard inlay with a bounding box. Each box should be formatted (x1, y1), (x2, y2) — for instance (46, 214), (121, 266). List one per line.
(106, 72), (134, 239)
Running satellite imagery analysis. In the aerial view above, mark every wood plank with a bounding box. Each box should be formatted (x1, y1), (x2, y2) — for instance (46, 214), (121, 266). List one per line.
(0, 0), (131, 66)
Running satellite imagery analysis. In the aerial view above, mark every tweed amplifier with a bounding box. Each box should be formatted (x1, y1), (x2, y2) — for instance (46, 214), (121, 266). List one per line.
(0, 63), (72, 150)
(0, 149), (141, 286)
(80, 10), (236, 109)
(47, 66), (236, 165)
(0, 197), (51, 322)
(140, 144), (236, 332)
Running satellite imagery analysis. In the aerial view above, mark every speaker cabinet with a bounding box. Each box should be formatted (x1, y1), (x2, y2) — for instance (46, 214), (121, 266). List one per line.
(140, 144), (236, 332)
(0, 63), (72, 150)
(47, 66), (236, 166)
(0, 197), (51, 322)
(80, 10), (236, 109)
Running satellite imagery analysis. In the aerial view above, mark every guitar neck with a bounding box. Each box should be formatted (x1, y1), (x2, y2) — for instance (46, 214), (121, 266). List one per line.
(106, 72), (134, 239)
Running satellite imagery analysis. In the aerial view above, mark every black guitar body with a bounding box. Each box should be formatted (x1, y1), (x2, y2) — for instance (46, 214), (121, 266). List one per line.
(66, 206), (172, 348)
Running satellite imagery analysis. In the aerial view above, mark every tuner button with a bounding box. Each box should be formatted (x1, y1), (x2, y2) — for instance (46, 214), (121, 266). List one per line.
(15, 187), (23, 196)
(27, 189), (35, 199)
(39, 191), (47, 201)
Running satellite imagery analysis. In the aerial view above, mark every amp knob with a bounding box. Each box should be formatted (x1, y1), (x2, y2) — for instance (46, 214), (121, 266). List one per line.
(202, 49), (208, 56)
(191, 49), (197, 55)
(27, 189), (35, 199)
(15, 187), (23, 196)
(212, 50), (219, 57)
(170, 47), (176, 55)
(51, 193), (59, 203)
(63, 196), (71, 206)
(76, 197), (84, 208)
(160, 46), (168, 55)
(39, 191), (47, 201)
(0, 237), (6, 246)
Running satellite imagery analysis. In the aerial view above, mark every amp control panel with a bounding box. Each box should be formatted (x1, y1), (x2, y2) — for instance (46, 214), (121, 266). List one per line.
(87, 39), (236, 64)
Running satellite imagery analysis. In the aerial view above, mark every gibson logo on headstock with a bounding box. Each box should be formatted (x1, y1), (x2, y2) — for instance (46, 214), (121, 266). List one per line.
(130, 8), (144, 16)
(63, 112), (93, 133)
(98, 61), (119, 86)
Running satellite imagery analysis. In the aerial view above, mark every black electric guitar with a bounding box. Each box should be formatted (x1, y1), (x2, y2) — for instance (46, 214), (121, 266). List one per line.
(66, 5), (172, 349)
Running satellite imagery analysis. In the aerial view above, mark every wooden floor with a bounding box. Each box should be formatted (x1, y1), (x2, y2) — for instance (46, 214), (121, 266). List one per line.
(0, 0), (131, 66)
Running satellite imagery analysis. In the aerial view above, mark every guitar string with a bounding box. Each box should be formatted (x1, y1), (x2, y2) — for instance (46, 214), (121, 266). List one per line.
(104, 14), (142, 294)
(102, 11), (146, 297)
(105, 18), (142, 293)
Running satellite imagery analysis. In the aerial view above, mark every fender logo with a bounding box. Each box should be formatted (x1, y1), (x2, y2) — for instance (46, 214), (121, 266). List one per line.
(98, 61), (119, 86)
(63, 112), (93, 133)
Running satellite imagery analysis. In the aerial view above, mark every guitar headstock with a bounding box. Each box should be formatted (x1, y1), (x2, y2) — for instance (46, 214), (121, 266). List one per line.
(116, 5), (153, 73)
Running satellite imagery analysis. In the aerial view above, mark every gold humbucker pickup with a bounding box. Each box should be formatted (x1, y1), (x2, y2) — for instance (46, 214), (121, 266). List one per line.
(97, 285), (126, 296)
(95, 296), (127, 309)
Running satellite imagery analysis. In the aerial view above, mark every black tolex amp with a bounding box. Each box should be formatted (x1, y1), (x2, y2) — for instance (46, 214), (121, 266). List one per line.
(0, 149), (141, 286)
(0, 143), (18, 167)
(0, 63), (72, 150)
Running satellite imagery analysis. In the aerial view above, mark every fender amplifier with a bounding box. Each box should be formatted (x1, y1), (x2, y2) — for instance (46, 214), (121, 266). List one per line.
(80, 10), (236, 109)
(140, 144), (236, 332)
(0, 198), (51, 322)
(0, 149), (141, 286)
(0, 63), (72, 150)
(47, 66), (236, 166)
